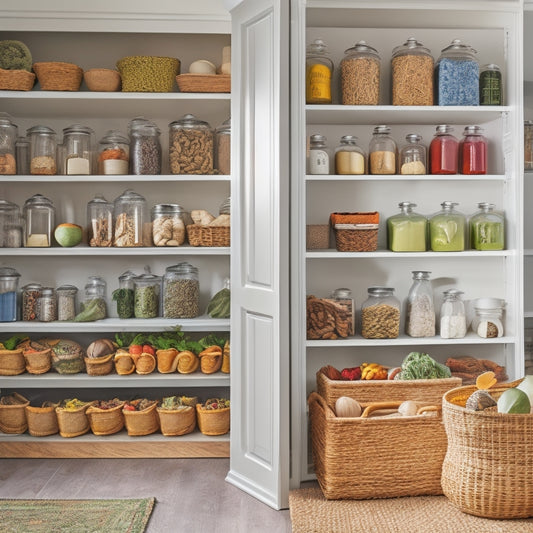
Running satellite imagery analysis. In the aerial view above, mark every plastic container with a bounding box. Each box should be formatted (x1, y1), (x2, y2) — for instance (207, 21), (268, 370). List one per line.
(37, 287), (57, 322)
(22, 283), (42, 321)
(87, 193), (113, 247)
(163, 262), (200, 318)
(405, 271), (435, 338)
(113, 270), (136, 319)
(151, 203), (186, 246)
(459, 125), (487, 175)
(215, 117), (231, 175)
(387, 201), (427, 252)
(429, 201), (466, 252)
(331, 288), (354, 336)
(340, 41), (380, 105)
(15, 136), (30, 175)
(0, 267), (20, 322)
(97, 130), (129, 175)
(369, 125), (396, 175)
(133, 271), (161, 319)
(0, 199), (22, 248)
(56, 284), (78, 321)
(27, 125), (57, 175)
(471, 297), (504, 338)
(113, 189), (150, 247)
(23, 193), (55, 247)
(361, 287), (400, 339)
(479, 64), (502, 106)
(334, 135), (365, 175)
(129, 118), (161, 175)
(308, 134), (331, 175)
(469, 202), (504, 251)
(429, 125), (459, 175)
(399, 134), (426, 175)
(440, 289), (466, 339)
(0, 114), (18, 175)
(62, 124), (95, 175)
(306, 39), (334, 104)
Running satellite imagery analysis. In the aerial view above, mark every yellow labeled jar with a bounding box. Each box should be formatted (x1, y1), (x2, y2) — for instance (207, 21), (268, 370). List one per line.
(306, 39), (333, 104)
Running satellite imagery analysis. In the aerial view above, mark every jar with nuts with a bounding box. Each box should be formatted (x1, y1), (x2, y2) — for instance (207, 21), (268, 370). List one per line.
(361, 287), (401, 339)
(163, 262), (200, 318)
(151, 203), (186, 246)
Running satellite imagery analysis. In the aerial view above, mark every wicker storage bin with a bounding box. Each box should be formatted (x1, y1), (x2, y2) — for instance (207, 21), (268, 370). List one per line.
(56, 401), (94, 438)
(86, 401), (125, 436)
(26, 403), (59, 437)
(196, 403), (230, 436)
(23, 347), (52, 375)
(0, 68), (35, 91)
(176, 73), (230, 93)
(157, 406), (196, 436)
(0, 392), (30, 434)
(441, 380), (533, 519)
(84, 353), (114, 376)
(308, 392), (447, 500)
(331, 212), (379, 252)
(316, 370), (462, 411)
(187, 225), (230, 247)
(122, 401), (159, 436)
(116, 56), (179, 92)
(0, 348), (25, 376)
(83, 68), (121, 92)
(33, 62), (83, 91)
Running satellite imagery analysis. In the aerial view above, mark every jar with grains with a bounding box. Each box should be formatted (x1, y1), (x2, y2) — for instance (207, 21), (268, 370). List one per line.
(391, 37), (434, 106)
(459, 125), (487, 175)
(151, 203), (186, 246)
(113, 189), (150, 247)
(399, 133), (426, 175)
(369, 125), (396, 175)
(525, 121), (533, 170)
(429, 125), (458, 175)
(387, 201), (427, 252)
(340, 40), (380, 106)
(169, 114), (214, 175)
(22, 283), (42, 321)
(429, 201), (465, 252)
(163, 262), (200, 318)
(37, 287), (56, 322)
(469, 202), (504, 251)
(15, 136), (30, 175)
(62, 124), (95, 175)
(98, 130), (129, 175)
(0, 113), (18, 175)
(308, 134), (331, 175)
(405, 271), (435, 338)
(87, 193), (113, 247)
(331, 287), (354, 336)
(56, 284), (78, 321)
(361, 286), (400, 339)
(128, 118), (161, 175)
(471, 297), (504, 338)
(0, 267), (20, 322)
(215, 117), (231, 175)
(27, 125), (57, 175)
(479, 64), (502, 106)
(0, 199), (22, 248)
(334, 135), (365, 175)
(133, 271), (161, 319)
(112, 270), (136, 319)
(23, 193), (55, 248)
(306, 39), (334, 104)
(440, 289), (466, 339)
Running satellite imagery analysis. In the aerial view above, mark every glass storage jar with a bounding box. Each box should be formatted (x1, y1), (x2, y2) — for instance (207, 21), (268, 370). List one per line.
(429, 201), (465, 252)
(387, 201), (427, 252)
(112, 270), (136, 319)
(80, 276), (107, 321)
(0, 113), (18, 175)
(169, 114), (214, 175)
(129, 118), (161, 175)
(435, 39), (479, 106)
(0, 199), (22, 248)
(22, 282), (42, 321)
(151, 203), (186, 246)
(215, 117), (231, 175)
(98, 130), (129, 175)
(163, 262), (200, 318)
(37, 287), (57, 322)
(399, 133), (426, 175)
(405, 271), (435, 337)
(113, 189), (150, 247)
(27, 125), (57, 175)
(62, 124), (95, 175)
(429, 125), (458, 174)
(334, 135), (365, 175)
(23, 193), (55, 247)
(361, 286), (400, 339)
(15, 136), (30, 175)
(369, 125), (396, 175)
(0, 267), (20, 322)
(340, 40), (380, 106)
(87, 193), (113, 247)
(331, 287), (354, 336)
(306, 39), (334, 104)
(56, 284), (78, 321)
(308, 134), (331, 175)
(469, 202), (504, 251)
(459, 125), (487, 175)
(440, 289), (466, 339)
(525, 121), (533, 170)
(471, 297), (504, 338)
(219, 196), (231, 215)
(480, 64), (502, 106)
(391, 37), (433, 106)
(133, 270), (161, 319)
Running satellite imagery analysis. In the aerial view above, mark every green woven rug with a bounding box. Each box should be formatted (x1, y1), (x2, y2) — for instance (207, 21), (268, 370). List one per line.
(0, 497), (155, 533)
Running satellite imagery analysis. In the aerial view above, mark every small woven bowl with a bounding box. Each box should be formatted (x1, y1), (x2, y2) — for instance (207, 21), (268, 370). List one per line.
(84, 68), (121, 92)
(33, 61), (83, 91)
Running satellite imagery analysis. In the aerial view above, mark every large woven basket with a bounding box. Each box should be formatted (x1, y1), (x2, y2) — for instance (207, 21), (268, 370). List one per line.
(56, 401), (94, 438)
(26, 403), (59, 437)
(0, 392), (30, 434)
(33, 62), (83, 91)
(157, 406), (196, 436)
(187, 225), (230, 247)
(123, 401), (159, 436)
(308, 391), (447, 500)
(196, 404), (230, 436)
(87, 401), (125, 436)
(441, 380), (533, 519)
(0, 348), (25, 376)
(0, 68), (35, 91)
(176, 74), (230, 93)
(23, 347), (52, 375)
(84, 353), (114, 376)
(117, 56), (179, 92)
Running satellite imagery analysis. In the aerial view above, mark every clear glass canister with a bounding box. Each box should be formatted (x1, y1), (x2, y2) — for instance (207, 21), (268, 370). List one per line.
(163, 262), (200, 318)
(219, 196), (231, 215)
(306, 39), (334, 104)
(331, 287), (354, 336)
(151, 203), (186, 246)
(440, 289), (466, 339)
(340, 40), (380, 106)
(429, 201), (465, 252)
(15, 136), (30, 175)
(129, 119), (161, 175)
(399, 133), (426, 175)
(471, 297), (504, 338)
(112, 270), (136, 319)
(133, 271), (161, 318)
(0, 267), (20, 322)
(480, 64), (502, 105)
(0, 199), (22, 248)
(37, 287), (57, 322)
(215, 117), (231, 175)
(469, 202), (504, 251)
(22, 282), (42, 321)
(113, 189), (150, 247)
(459, 125), (487, 175)
(308, 134), (331, 175)
(62, 124), (95, 175)
(87, 193), (113, 247)
(335, 135), (365, 175)
(387, 201), (427, 252)
(361, 286), (401, 339)
(391, 37), (433, 106)
(80, 275), (107, 321)
(369, 125), (396, 175)
(56, 284), (78, 321)
(526, 121), (533, 171)
(27, 125), (57, 175)
(23, 193), (55, 247)
(429, 125), (459, 174)
(435, 39), (479, 106)
(0, 114), (18, 175)
(98, 130), (129, 175)
(405, 271), (435, 337)
(169, 114), (214, 175)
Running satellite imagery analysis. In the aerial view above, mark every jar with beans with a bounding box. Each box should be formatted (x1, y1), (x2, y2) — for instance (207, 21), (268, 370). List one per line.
(163, 262), (200, 318)
(399, 133), (426, 175)
(22, 283), (42, 321)
(340, 41), (380, 105)
(334, 135), (365, 175)
(133, 271), (161, 319)
(361, 287), (401, 339)
(27, 125), (57, 175)
(369, 125), (396, 175)
(129, 118), (161, 175)
(98, 130), (129, 175)
(151, 204), (186, 246)
(87, 193), (113, 247)
(56, 284), (78, 321)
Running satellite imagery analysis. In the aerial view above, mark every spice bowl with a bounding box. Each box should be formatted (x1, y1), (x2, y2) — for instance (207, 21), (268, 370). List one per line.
(84, 68), (121, 92)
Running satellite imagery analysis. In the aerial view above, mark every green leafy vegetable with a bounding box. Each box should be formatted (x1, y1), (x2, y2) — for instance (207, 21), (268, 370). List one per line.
(397, 352), (451, 380)
(198, 333), (228, 349)
(2, 334), (29, 350)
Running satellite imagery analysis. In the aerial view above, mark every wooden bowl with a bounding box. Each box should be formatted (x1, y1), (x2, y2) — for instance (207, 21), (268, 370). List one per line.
(84, 68), (121, 92)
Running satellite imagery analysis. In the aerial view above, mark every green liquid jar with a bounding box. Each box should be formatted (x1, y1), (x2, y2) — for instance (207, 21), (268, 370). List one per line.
(470, 202), (504, 250)
(429, 201), (465, 252)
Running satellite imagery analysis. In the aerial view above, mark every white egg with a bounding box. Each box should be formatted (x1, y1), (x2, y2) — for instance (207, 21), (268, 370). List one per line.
(189, 60), (217, 75)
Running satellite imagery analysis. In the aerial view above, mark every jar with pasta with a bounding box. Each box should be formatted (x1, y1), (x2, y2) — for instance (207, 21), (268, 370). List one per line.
(334, 135), (365, 175)
(369, 125), (396, 175)
(98, 130), (129, 175)
(87, 193), (113, 247)
(361, 287), (400, 339)
(399, 133), (426, 175)
(151, 203), (186, 246)
(27, 125), (57, 175)
(113, 189), (150, 247)
(0, 114), (18, 175)
(306, 39), (334, 104)
(340, 41), (380, 105)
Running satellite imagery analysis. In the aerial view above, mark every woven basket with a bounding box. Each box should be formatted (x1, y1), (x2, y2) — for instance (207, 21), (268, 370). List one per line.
(176, 74), (230, 93)
(0, 68), (35, 91)
(23, 347), (52, 375)
(123, 401), (159, 436)
(26, 403), (59, 437)
(0, 348), (25, 376)
(33, 62), (83, 91)
(56, 401), (94, 438)
(117, 56), (179, 92)
(333, 225), (378, 252)
(114, 351), (135, 375)
(308, 391), (447, 500)
(441, 380), (533, 519)
(84, 353), (114, 376)
(86, 401), (125, 436)
(187, 225), (230, 247)
(316, 370), (462, 411)
(0, 392), (30, 434)
(157, 406), (196, 436)
(196, 404), (230, 436)
(83, 68), (121, 92)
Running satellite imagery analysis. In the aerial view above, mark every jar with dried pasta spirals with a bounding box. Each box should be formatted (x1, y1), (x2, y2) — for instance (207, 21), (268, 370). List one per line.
(361, 287), (401, 339)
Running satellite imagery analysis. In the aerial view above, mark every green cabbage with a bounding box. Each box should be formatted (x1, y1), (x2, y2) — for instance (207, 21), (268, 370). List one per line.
(397, 351), (452, 380)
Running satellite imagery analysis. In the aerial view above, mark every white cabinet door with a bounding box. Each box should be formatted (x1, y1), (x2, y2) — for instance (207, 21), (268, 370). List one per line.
(225, 0), (290, 510)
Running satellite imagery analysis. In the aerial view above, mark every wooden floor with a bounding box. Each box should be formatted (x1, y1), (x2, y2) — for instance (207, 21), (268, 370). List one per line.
(0, 458), (292, 533)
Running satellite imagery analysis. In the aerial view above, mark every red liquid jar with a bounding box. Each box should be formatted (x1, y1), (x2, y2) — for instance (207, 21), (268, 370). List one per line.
(459, 125), (487, 175)
(429, 125), (458, 174)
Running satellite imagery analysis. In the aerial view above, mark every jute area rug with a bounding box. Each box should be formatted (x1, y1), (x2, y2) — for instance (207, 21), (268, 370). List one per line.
(289, 487), (533, 533)
(0, 497), (155, 533)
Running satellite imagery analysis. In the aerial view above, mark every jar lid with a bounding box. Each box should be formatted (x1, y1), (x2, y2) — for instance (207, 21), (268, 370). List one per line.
(128, 117), (155, 133)
(40, 287), (55, 296)
(367, 286), (394, 295)
(0, 267), (20, 279)
(440, 39), (477, 57)
(165, 261), (199, 275)
(26, 125), (56, 136)
(169, 113), (211, 129)
(310, 134), (327, 144)
(435, 124), (455, 134)
(392, 37), (431, 58)
(443, 288), (463, 297)
(23, 193), (54, 207)
(373, 125), (391, 135)
(88, 193), (112, 206)
(340, 135), (359, 144)
(332, 288), (352, 298)
(526, 120), (533, 126)
(344, 40), (380, 59)
(99, 130), (129, 145)
(85, 276), (106, 288)
(151, 203), (184, 216)
(476, 202), (495, 210)
(119, 270), (137, 282)
(134, 273), (162, 284)
(56, 284), (78, 294)
(405, 133), (422, 143)
(22, 282), (42, 290)
(0, 113), (17, 129)
(412, 271), (431, 279)
(481, 63), (500, 72)
(0, 199), (20, 213)
(216, 117), (231, 134)
(474, 297), (505, 310)
(307, 39), (329, 55)
(62, 124), (94, 136)
(15, 136), (29, 146)
(114, 189), (146, 203)
(463, 125), (484, 135)
(440, 201), (459, 210)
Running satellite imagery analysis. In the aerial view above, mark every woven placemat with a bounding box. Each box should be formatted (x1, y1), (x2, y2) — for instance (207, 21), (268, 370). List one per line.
(289, 487), (533, 533)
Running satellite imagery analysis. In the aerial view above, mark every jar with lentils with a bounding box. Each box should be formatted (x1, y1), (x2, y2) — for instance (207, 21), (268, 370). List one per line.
(133, 271), (161, 319)
(340, 41), (380, 105)
(163, 262), (200, 318)
(129, 118), (162, 175)
(361, 287), (401, 339)
(56, 284), (78, 321)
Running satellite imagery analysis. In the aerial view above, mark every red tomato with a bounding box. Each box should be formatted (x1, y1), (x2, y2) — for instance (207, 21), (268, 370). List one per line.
(123, 404), (136, 411)
(142, 344), (155, 356)
(129, 344), (143, 355)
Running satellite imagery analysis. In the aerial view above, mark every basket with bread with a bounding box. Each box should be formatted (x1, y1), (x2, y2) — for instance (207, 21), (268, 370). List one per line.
(187, 208), (230, 247)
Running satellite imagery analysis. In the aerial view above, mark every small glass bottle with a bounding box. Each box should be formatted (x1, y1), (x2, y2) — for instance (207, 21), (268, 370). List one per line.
(23, 193), (55, 247)
(112, 270), (136, 319)
(331, 287), (354, 335)
(308, 134), (331, 175)
(429, 201), (466, 252)
(27, 125), (57, 175)
(87, 193), (113, 247)
(113, 189), (150, 247)
(151, 203), (186, 246)
(459, 125), (487, 175)
(215, 117), (231, 175)
(405, 271), (435, 338)
(340, 40), (380, 105)
(163, 262), (200, 318)
(56, 284), (78, 321)
(0, 199), (22, 248)
(525, 121), (533, 171)
(470, 202), (504, 251)
(361, 287), (401, 339)
(369, 125), (396, 175)
(306, 39), (334, 104)
(334, 135), (365, 175)
(98, 130), (129, 175)
(22, 283), (42, 321)
(129, 119), (162, 175)
(479, 64), (502, 106)
(471, 297), (504, 338)
(399, 134), (427, 175)
(62, 124), (95, 175)
(0, 267), (20, 322)
(133, 270), (161, 319)
(37, 287), (57, 322)
(15, 136), (30, 175)
(429, 125), (459, 175)
(440, 289), (466, 339)
(0, 114), (18, 175)
(387, 201), (427, 252)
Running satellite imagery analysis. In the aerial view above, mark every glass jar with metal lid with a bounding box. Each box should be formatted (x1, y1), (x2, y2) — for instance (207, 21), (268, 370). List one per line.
(133, 270), (161, 319)
(369, 125), (396, 175)
(480, 64), (502, 105)
(340, 40), (380, 105)
(0, 199), (22, 248)
(22, 282), (42, 321)
(335, 135), (366, 175)
(471, 297), (505, 338)
(151, 203), (186, 246)
(440, 289), (466, 339)
(361, 286), (401, 339)
(405, 271), (435, 338)
(429, 201), (466, 252)
(399, 133), (426, 175)
(331, 287), (354, 336)
(112, 270), (136, 319)
(0, 267), (20, 322)
(391, 37), (433, 106)
(469, 202), (504, 250)
(387, 201), (428, 252)
(15, 136), (30, 175)
(79, 275), (107, 321)
(308, 134), (331, 175)
(306, 39), (334, 104)
(163, 262), (200, 318)
(113, 189), (149, 247)
(23, 193), (55, 247)
(56, 284), (78, 321)
(215, 117), (231, 175)
(37, 287), (57, 322)
(87, 193), (113, 247)
(429, 125), (459, 174)
(0, 113), (18, 175)
(128, 118), (161, 175)
(97, 130), (129, 175)
(459, 125), (487, 175)
(169, 114), (214, 175)
(62, 124), (95, 175)
(27, 125), (57, 175)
